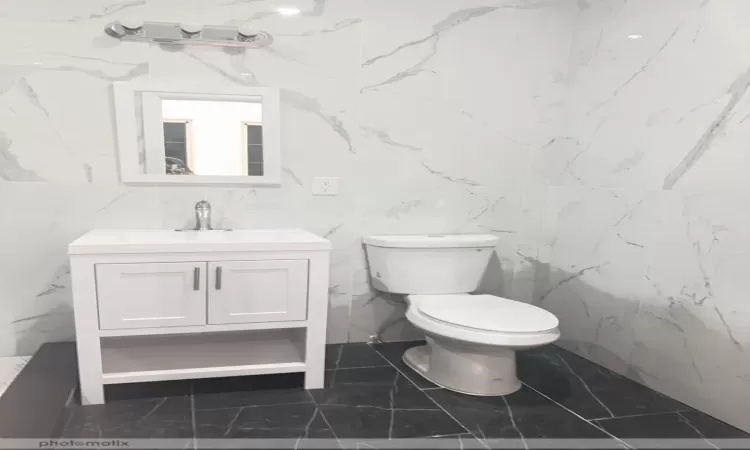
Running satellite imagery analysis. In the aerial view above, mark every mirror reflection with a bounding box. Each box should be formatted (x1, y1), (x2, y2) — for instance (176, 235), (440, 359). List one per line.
(158, 99), (264, 176)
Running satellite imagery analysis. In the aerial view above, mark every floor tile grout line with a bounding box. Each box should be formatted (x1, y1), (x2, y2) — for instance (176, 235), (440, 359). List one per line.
(676, 411), (721, 450)
(367, 344), (485, 446)
(193, 400), (314, 412)
(520, 382), (630, 447)
(189, 382), (197, 450)
(64, 387), (76, 407)
(420, 388), (491, 450)
(312, 401), (343, 448)
(58, 406), (77, 437)
(426, 432), (476, 439)
(305, 389), (320, 408)
(417, 387), (475, 436)
(332, 344), (344, 370)
(309, 404), (443, 411)
(368, 342), (490, 448)
(367, 343), (425, 390)
(542, 346), (704, 424)
(325, 364), (392, 371)
(306, 389), (345, 449)
(553, 351), (616, 419)
(590, 408), (695, 422)
(55, 387), (78, 437)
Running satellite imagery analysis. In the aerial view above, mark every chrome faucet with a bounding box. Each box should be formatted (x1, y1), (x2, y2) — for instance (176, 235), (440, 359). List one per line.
(194, 200), (212, 230)
(175, 201), (230, 231)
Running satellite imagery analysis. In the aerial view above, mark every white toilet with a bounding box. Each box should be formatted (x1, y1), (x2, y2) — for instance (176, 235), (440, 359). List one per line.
(363, 234), (560, 396)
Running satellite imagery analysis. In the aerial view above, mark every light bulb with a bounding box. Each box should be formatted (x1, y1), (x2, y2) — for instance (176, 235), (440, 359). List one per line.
(237, 22), (259, 38)
(180, 22), (203, 35)
(120, 18), (144, 30)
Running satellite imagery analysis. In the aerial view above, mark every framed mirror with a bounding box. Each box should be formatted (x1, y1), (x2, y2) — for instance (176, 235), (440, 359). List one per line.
(113, 81), (280, 185)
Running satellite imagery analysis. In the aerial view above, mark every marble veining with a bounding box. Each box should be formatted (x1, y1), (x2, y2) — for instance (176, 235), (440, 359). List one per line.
(662, 67), (750, 190)
(280, 90), (355, 154)
(59, 0), (147, 23)
(51, 342), (750, 445)
(1, 0), (749, 434)
(419, 161), (480, 187)
(535, 2), (750, 421)
(554, 351), (615, 419)
(0, 132), (43, 181)
(361, 126), (422, 152)
(361, 6), (500, 93)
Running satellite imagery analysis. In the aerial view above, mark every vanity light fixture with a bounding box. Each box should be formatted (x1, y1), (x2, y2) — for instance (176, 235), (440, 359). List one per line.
(627, 34), (643, 40)
(104, 20), (273, 49)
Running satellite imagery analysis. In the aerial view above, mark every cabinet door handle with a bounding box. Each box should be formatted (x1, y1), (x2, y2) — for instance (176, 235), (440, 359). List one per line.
(193, 267), (200, 291)
(215, 266), (222, 290)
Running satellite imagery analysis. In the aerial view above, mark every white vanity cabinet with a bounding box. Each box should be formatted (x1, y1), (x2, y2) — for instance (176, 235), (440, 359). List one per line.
(207, 260), (308, 325)
(69, 229), (331, 405)
(96, 262), (208, 330)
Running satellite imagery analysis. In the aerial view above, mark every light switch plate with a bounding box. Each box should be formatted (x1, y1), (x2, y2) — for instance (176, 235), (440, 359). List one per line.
(312, 177), (339, 195)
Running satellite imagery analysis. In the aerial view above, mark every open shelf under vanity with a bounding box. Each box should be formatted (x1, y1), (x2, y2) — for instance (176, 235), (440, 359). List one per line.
(100, 328), (307, 384)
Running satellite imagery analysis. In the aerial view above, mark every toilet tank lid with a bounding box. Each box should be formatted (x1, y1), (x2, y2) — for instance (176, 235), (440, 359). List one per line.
(363, 234), (499, 249)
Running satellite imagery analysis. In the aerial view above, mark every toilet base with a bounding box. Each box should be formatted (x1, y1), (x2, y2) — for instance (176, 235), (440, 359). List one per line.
(402, 337), (522, 396)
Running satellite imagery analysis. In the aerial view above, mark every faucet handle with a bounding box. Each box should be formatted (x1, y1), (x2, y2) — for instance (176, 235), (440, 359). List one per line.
(195, 200), (211, 210)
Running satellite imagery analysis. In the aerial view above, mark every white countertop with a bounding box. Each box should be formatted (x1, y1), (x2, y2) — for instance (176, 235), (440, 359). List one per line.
(69, 229), (332, 254)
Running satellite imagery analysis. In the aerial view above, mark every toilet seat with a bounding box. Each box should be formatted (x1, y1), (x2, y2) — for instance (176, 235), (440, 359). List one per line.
(416, 294), (559, 333)
(406, 294), (560, 347)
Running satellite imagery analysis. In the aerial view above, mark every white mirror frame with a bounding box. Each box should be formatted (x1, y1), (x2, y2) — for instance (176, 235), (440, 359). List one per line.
(113, 81), (281, 185)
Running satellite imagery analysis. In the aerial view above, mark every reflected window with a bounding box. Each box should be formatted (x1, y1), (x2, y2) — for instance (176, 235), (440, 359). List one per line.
(243, 122), (264, 176)
(163, 120), (194, 175)
(160, 99), (263, 177)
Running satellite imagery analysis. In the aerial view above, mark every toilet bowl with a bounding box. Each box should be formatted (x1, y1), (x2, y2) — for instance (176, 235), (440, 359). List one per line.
(404, 294), (559, 395)
(363, 234), (560, 396)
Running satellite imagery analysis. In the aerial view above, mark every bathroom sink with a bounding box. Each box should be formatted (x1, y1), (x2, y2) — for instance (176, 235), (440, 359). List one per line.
(175, 228), (233, 232)
(69, 229), (331, 254)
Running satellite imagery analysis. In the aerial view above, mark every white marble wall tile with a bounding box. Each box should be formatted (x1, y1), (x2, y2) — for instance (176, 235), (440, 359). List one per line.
(0, 67), (148, 183)
(360, 0), (573, 150)
(0, 0), (148, 69)
(631, 192), (750, 430)
(521, 0), (750, 433)
(0, 0), (150, 184)
(193, 0), (364, 80)
(325, 248), (353, 344)
(0, 0), (572, 357)
(539, 0), (750, 192)
(0, 182), (165, 355)
(534, 185), (750, 431)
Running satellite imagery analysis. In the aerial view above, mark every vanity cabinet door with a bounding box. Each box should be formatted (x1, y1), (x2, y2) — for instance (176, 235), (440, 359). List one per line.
(208, 260), (308, 324)
(96, 262), (207, 330)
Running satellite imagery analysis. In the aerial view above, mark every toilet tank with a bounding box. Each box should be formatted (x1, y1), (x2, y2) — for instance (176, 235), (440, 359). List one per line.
(362, 234), (499, 295)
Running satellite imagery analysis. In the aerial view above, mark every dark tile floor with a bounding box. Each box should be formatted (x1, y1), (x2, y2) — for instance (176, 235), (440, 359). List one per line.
(58, 341), (749, 449)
